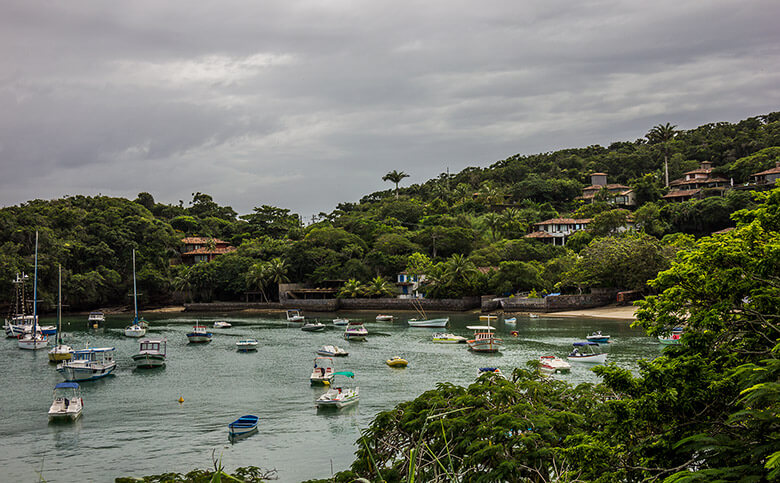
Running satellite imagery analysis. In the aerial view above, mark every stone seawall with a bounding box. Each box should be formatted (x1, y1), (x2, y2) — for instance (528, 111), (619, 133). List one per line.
(501, 292), (617, 313)
(184, 302), (283, 312)
(185, 297), (480, 312)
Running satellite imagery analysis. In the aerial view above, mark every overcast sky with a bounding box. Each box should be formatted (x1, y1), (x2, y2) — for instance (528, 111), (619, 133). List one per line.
(2, 0), (779, 219)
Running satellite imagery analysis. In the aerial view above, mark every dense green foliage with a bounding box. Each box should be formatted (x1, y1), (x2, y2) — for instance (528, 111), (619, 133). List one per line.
(331, 187), (780, 482)
(2, 112), (779, 312)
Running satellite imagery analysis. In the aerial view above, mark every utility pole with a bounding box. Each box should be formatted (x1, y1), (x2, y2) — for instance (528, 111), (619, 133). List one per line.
(431, 233), (440, 259)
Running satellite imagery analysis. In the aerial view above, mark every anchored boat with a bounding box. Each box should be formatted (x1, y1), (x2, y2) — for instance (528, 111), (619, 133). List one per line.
(286, 309), (305, 323)
(539, 356), (571, 375)
(407, 317), (449, 328)
(311, 357), (335, 385)
(48, 265), (73, 362)
(432, 332), (467, 344)
(57, 346), (117, 381)
(236, 339), (259, 352)
(567, 342), (607, 364)
(343, 321), (368, 341)
(317, 345), (348, 357)
(386, 356), (408, 367)
(228, 415), (259, 437)
(18, 233), (48, 351)
(466, 325), (503, 353)
(132, 338), (167, 368)
(87, 311), (105, 329)
(124, 250), (147, 338)
(186, 324), (213, 343)
(315, 371), (359, 409)
(48, 382), (83, 421)
(585, 331), (611, 343)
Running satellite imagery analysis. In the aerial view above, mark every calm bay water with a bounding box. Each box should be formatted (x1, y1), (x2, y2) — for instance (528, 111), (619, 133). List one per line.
(0, 311), (657, 482)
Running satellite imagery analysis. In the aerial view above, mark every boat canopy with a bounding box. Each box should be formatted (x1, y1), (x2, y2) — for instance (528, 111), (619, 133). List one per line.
(333, 371), (355, 378)
(74, 347), (115, 353)
(467, 325), (496, 331)
(54, 382), (80, 389)
(573, 341), (599, 346)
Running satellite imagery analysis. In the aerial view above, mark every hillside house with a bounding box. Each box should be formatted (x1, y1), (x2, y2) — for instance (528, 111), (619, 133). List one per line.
(577, 173), (636, 206)
(180, 237), (235, 265)
(663, 161), (728, 202)
(751, 161), (780, 186)
(524, 218), (592, 246)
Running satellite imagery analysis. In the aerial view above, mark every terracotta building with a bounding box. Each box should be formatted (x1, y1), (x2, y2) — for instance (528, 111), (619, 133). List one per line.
(663, 161), (728, 202)
(180, 237), (235, 265)
(577, 173), (636, 206)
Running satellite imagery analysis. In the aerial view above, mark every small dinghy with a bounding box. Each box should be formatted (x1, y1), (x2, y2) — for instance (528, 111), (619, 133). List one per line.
(213, 321), (232, 329)
(186, 324), (213, 343)
(408, 317), (449, 328)
(228, 415), (259, 437)
(302, 321), (326, 332)
(539, 355), (571, 375)
(311, 356), (335, 385)
(504, 317), (517, 324)
(585, 331), (611, 343)
(432, 332), (467, 344)
(317, 345), (348, 357)
(48, 382), (83, 421)
(386, 356), (408, 367)
(236, 339), (258, 352)
(315, 371), (359, 409)
(375, 314), (393, 322)
(333, 318), (349, 326)
(567, 342), (607, 364)
(344, 321), (368, 341)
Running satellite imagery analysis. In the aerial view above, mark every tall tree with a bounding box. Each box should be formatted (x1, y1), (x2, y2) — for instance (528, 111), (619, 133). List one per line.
(646, 122), (678, 187)
(382, 170), (410, 199)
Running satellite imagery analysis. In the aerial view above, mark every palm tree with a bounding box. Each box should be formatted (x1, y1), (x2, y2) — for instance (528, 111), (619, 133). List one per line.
(443, 254), (478, 286)
(364, 276), (393, 298)
(646, 123), (678, 187)
(482, 212), (502, 242)
(382, 170), (410, 199)
(338, 278), (365, 298)
(171, 265), (193, 303)
(265, 258), (289, 301)
(246, 262), (270, 302)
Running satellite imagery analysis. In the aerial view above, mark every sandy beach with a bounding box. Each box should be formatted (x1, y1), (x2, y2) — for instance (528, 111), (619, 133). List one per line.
(540, 304), (638, 320)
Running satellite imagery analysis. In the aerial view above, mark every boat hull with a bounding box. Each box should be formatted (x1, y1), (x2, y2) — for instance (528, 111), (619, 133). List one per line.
(18, 337), (49, 350)
(301, 324), (325, 332)
(57, 362), (117, 381)
(124, 327), (146, 338)
(386, 358), (408, 367)
(344, 333), (367, 341)
(48, 406), (83, 421)
(236, 342), (258, 352)
(467, 338), (502, 352)
(567, 353), (607, 364)
(408, 318), (449, 328)
(187, 333), (212, 343)
(315, 388), (359, 409)
(132, 353), (166, 368)
(48, 347), (73, 362)
(228, 415), (259, 436)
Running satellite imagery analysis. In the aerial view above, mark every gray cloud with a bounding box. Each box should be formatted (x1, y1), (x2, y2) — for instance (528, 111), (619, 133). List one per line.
(1, 0), (779, 216)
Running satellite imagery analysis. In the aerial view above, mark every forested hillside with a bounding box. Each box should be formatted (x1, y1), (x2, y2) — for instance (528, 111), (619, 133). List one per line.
(1, 112), (779, 311)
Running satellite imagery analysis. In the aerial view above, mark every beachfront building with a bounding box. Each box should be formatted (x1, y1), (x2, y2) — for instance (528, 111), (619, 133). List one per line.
(577, 173), (636, 207)
(396, 272), (425, 299)
(751, 161), (780, 186)
(180, 237), (235, 265)
(663, 161), (729, 202)
(524, 218), (592, 246)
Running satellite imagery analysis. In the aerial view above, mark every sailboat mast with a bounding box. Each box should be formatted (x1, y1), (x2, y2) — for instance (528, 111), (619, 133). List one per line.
(57, 264), (62, 345)
(32, 231), (38, 332)
(132, 249), (138, 321)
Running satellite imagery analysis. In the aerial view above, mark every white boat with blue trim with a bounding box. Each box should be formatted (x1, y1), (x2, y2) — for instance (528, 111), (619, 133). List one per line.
(48, 382), (83, 421)
(57, 346), (117, 381)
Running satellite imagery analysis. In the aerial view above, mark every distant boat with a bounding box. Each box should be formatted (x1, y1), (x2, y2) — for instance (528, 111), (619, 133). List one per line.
(432, 333), (467, 344)
(479, 314), (498, 321)
(659, 327), (684, 345)
(333, 318), (349, 326)
(236, 339), (258, 352)
(539, 356), (571, 375)
(48, 382), (83, 421)
(529, 313), (540, 318)
(317, 345), (348, 357)
(213, 321), (232, 329)
(124, 250), (147, 338)
(408, 317), (449, 328)
(311, 356), (335, 385)
(504, 317), (517, 324)
(48, 265), (73, 362)
(4, 273), (34, 338)
(477, 367), (506, 379)
(57, 346), (117, 381)
(302, 320), (326, 332)
(87, 311), (105, 329)
(375, 314), (393, 322)
(315, 371), (359, 409)
(132, 338), (167, 369)
(18, 232), (48, 351)
(186, 324), (213, 343)
(228, 415), (259, 437)
(344, 321), (368, 341)
(586, 331), (611, 343)
(286, 309), (305, 323)
(466, 325), (502, 353)
(386, 356), (408, 368)
(567, 342), (607, 364)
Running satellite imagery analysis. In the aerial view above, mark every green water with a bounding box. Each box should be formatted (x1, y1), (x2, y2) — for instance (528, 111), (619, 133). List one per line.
(0, 312), (657, 482)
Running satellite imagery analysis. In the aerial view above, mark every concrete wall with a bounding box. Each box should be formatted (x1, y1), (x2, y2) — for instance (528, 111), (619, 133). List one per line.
(501, 291), (617, 312)
(338, 296), (480, 311)
(185, 302), (282, 312)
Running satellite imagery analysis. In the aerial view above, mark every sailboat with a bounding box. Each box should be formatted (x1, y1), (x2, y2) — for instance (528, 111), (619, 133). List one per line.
(48, 265), (73, 361)
(124, 249), (147, 338)
(4, 272), (34, 338)
(18, 231), (48, 350)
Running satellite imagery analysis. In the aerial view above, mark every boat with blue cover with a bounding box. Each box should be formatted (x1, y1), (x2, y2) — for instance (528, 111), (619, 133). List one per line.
(186, 324), (213, 343)
(585, 331), (611, 343)
(228, 415), (259, 437)
(48, 382), (83, 421)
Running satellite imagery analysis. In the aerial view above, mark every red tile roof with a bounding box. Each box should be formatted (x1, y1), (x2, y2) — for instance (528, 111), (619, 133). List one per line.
(535, 218), (592, 225)
(181, 237), (229, 245)
(753, 166), (780, 176)
(181, 246), (236, 256)
(524, 231), (555, 239)
(663, 189), (701, 199)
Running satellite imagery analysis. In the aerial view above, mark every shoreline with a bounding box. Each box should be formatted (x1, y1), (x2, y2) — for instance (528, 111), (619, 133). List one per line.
(534, 304), (637, 320)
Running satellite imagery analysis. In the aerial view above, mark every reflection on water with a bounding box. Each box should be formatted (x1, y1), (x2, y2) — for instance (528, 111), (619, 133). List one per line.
(0, 311), (656, 481)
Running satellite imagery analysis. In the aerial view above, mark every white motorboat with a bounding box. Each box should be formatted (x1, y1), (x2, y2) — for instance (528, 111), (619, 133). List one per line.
(317, 345), (349, 357)
(87, 311), (105, 329)
(432, 332), (467, 344)
(567, 342), (607, 364)
(315, 371), (359, 409)
(310, 356), (335, 385)
(124, 250), (147, 338)
(186, 324), (213, 343)
(132, 338), (167, 368)
(539, 356), (571, 375)
(504, 317), (517, 324)
(375, 314), (393, 322)
(344, 321), (368, 341)
(49, 266), (73, 362)
(57, 346), (117, 381)
(529, 313), (540, 318)
(286, 309), (305, 323)
(302, 320), (326, 332)
(5, 314), (35, 338)
(236, 339), (258, 352)
(333, 318), (349, 326)
(18, 233), (48, 351)
(586, 331), (611, 343)
(466, 325), (503, 353)
(48, 382), (83, 421)
(213, 321), (232, 328)
(408, 317), (449, 328)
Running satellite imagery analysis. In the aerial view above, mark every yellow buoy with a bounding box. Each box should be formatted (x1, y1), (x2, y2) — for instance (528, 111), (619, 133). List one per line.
(178, 396), (184, 403)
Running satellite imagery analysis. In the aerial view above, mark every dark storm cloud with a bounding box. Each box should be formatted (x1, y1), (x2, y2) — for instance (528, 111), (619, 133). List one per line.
(1, 0), (779, 215)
